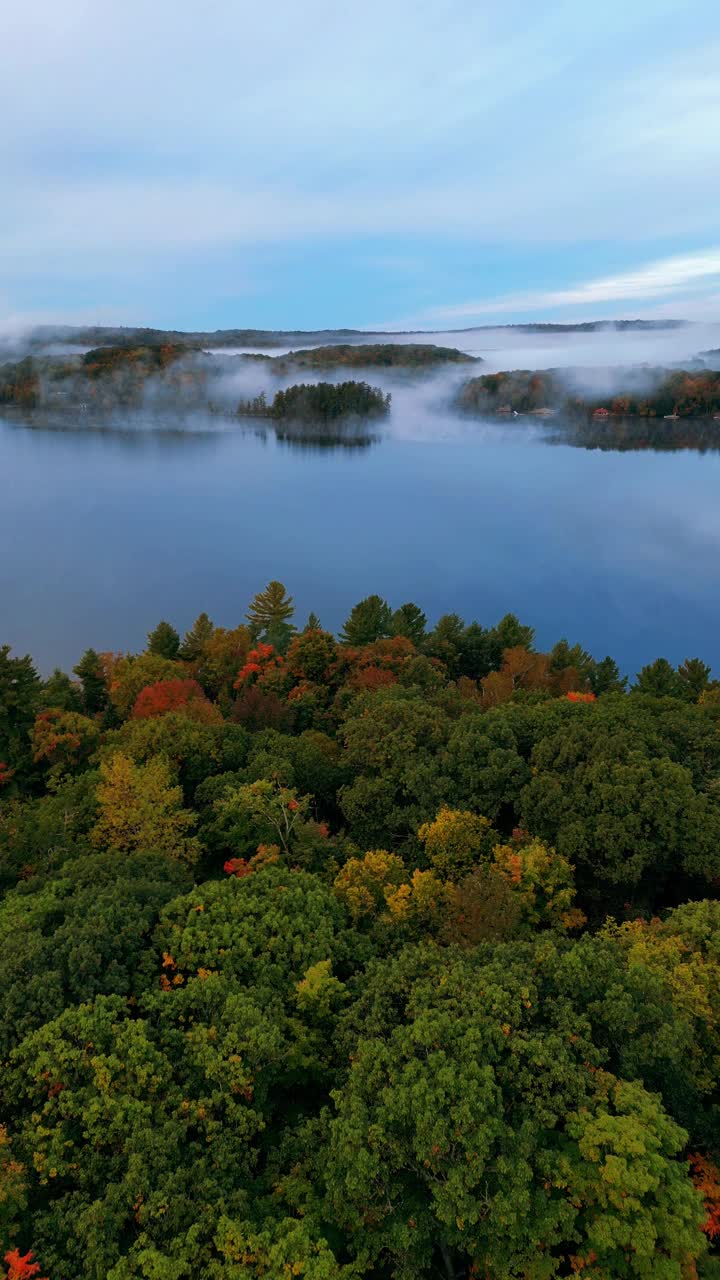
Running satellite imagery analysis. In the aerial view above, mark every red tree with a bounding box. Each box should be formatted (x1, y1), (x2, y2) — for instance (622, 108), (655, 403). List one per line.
(131, 678), (210, 720)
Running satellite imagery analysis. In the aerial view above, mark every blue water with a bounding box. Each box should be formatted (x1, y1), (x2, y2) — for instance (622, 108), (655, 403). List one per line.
(2, 408), (720, 677)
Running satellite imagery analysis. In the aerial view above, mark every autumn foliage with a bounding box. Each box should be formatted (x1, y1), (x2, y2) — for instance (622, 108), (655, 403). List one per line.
(3, 1251), (47, 1280)
(131, 677), (217, 722)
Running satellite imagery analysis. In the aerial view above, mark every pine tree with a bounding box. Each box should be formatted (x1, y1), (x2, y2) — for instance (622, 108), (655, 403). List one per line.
(340, 595), (393, 645)
(246, 582), (295, 637)
(304, 612), (322, 632)
(73, 648), (108, 715)
(390, 602), (427, 646)
(179, 612), (215, 661)
(147, 620), (180, 660)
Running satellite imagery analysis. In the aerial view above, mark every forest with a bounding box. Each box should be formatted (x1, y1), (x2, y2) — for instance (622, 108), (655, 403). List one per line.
(4, 341), (720, 427)
(457, 368), (720, 420)
(238, 382), (391, 422)
(1, 582), (720, 1279)
(270, 344), (478, 370)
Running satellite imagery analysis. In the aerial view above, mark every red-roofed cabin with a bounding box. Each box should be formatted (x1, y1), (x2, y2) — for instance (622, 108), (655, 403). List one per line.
(593, 407), (610, 417)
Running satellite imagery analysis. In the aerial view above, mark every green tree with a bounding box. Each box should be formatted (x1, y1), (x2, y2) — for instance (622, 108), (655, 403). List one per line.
(338, 689), (450, 848)
(39, 669), (82, 713)
(633, 658), (683, 698)
(339, 595), (392, 645)
(72, 647), (108, 715)
(549, 637), (595, 684)
(246, 581), (296, 639)
(0, 851), (190, 1054)
(146, 618), (181, 659)
(0, 646), (42, 780)
(491, 611), (535, 656)
(304, 611), (322, 632)
(521, 726), (720, 905)
(326, 947), (705, 1280)
(590, 654), (628, 695)
(424, 612), (465, 677)
(677, 657), (714, 703)
(390, 603), (427, 646)
(179, 611), (215, 661)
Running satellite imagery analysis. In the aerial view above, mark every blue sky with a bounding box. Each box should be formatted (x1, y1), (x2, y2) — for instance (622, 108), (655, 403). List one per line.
(3, 0), (720, 331)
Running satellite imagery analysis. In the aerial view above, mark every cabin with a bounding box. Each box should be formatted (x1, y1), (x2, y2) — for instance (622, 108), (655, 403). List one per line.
(592, 407), (610, 418)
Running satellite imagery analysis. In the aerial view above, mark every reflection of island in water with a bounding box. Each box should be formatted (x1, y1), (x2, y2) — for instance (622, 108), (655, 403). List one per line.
(544, 414), (720, 453)
(1, 405), (380, 455)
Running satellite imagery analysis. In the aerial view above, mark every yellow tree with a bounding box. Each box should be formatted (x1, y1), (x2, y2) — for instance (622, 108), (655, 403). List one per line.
(91, 752), (200, 863)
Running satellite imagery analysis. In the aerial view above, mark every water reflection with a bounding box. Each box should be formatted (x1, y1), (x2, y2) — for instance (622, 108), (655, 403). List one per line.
(547, 415), (720, 454)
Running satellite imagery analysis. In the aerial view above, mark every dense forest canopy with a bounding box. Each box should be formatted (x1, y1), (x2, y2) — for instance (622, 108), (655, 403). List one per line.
(238, 381), (391, 422)
(2, 583), (720, 1279)
(272, 343), (479, 370)
(457, 367), (720, 420)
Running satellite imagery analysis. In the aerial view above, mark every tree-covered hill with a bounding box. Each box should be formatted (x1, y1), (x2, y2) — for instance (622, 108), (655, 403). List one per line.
(457, 366), (720, 419)
(274, 342), (479, 370)
(2, 586), (720, 1277)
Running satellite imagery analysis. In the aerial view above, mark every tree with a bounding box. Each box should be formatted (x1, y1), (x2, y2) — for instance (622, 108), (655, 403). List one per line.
(108, 653), (186, 718)
(491, 611), (535, 656)
(633, 658), (683, 699)
(390, 603), (427, 646)
(424, 613), (465, 677)
(0, 850), (190, 1055)
(179, 611), (215, 661)
(31, 708), (100, 781)
(246, 581), (295, 639)
(146, 619), (180, 659)
(38, 669), (82, 713)
(520, 726), (720, 905)
(0, 646), (42, 778)
(677, 657), (714, 703)
(492, 836), (585, 930)
(417, 807), (496, 880)
(91, 752), (200, 862)
(549, 637), (595, 684)
(590, 655), (627, 696)
(339, 595), (392, 645)
(326, 947), (705, 1280)
(72, 647), (108, 715)
(304, 612), (322, 632)
(131, 677), (218, 722)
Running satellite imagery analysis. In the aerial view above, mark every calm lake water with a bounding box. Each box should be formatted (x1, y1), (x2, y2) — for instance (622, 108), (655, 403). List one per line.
(2, 397), (720, 677)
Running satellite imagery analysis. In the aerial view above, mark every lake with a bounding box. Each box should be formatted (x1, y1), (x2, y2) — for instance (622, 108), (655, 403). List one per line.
(3, 396), (720, 678)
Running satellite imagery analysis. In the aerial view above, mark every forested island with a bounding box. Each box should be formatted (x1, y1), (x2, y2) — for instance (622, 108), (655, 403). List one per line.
(457, 367), (720, 420)
(2, 581), (720, 1279)
(271, 342), (478, 370)
(238, 380), (391, 422)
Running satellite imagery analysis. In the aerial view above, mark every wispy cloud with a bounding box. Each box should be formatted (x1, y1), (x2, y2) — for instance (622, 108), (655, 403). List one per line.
(408, 250), (720, 326)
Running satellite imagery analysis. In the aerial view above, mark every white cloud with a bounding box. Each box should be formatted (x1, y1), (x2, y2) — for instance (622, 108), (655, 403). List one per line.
(390, 250), (720, 327)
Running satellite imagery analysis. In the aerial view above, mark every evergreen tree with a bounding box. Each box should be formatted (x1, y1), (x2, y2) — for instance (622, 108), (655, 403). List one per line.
(0, 644), (41, 774)
(633, 657), (683, 698)
(424, 613), (466, 678)
(246, 581), (295, 638)
(390, 602), (427, 646)
(339, 594), (392, 645)
(304, 612), (322, 632)
(147, 619), (181, 660)
(179, 612), (215, 661)
(40, 667), (83, 712)
(589, 654), (628, 695)
(677, 656), (714, 703)
(73, 647), (108, 715)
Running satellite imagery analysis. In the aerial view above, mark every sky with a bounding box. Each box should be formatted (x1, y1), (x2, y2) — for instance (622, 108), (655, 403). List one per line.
(3, 0), (720, 332)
